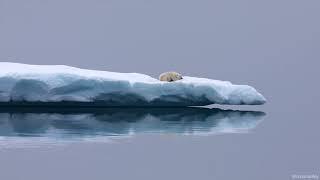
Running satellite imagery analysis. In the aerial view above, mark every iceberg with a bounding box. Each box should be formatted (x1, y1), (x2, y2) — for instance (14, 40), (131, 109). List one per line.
(0, 62), (266, 106)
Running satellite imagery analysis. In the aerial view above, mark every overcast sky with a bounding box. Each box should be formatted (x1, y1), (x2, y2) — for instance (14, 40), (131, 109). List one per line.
(0, 0), (319, 81)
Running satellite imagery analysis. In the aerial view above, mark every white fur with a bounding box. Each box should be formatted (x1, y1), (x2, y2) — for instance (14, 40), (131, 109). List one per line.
(159, 72), (183, 82)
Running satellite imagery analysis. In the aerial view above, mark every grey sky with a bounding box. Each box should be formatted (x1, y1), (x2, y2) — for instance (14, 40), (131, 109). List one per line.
(0, 0), (318, 79)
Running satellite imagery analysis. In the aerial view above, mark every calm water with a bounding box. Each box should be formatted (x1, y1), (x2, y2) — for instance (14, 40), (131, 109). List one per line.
(1, 0), (319, 179)
(0, 107), (265, 142)
(0, 85), (318, 180)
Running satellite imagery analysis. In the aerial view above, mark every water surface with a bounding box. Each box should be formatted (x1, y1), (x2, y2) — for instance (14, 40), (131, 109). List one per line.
(0, 107), (264, 145)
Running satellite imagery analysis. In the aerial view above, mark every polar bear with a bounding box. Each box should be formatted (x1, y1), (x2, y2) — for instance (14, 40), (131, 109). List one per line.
(159, 72), (183, 82)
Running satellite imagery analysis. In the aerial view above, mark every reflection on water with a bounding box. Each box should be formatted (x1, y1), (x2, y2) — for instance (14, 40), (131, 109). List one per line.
(0, 107), (265, 148)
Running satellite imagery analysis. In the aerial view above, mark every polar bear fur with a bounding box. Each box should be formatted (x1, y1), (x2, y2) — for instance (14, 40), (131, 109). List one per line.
(159, 72), (183, 82)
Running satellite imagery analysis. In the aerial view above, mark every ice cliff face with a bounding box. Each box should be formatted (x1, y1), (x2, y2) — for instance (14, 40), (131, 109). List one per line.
(0, 62), (266, 106)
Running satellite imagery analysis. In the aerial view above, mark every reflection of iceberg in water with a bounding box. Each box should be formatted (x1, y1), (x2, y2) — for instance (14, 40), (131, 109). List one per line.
(0, 107), (265, 147)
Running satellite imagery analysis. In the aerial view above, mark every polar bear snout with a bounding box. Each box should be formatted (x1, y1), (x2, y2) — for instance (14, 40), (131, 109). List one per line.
(159, 72), (183, 82)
